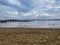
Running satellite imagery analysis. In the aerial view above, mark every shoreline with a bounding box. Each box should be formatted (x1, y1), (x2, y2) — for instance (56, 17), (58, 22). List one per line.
(0, 28), (60, 30)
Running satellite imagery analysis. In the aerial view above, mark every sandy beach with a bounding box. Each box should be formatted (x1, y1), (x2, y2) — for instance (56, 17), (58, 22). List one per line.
(0, 28), (60, 45)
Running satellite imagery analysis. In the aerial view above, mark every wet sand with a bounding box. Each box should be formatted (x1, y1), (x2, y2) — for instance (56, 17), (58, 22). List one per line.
(0, 28), (60, 45)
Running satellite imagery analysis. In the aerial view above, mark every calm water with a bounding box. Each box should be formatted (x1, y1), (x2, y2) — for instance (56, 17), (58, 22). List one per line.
(0, 21), (60, 28)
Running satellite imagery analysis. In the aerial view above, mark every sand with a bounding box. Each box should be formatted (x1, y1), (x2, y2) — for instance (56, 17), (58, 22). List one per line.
(0, 28), (60, 45)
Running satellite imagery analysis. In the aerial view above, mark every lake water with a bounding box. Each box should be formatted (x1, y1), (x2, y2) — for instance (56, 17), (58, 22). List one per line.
(0, 21), (60, 28)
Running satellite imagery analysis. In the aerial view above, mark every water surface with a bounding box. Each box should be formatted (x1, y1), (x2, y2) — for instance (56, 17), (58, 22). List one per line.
(0, 21), (60, 28)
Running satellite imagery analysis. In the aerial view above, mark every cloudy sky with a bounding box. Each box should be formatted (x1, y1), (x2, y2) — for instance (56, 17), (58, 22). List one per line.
(0, 0), (60, 20)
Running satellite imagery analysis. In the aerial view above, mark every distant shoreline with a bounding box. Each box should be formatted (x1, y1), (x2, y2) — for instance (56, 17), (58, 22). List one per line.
(0, 19), (60, 22)
(0, 20), (31, 22)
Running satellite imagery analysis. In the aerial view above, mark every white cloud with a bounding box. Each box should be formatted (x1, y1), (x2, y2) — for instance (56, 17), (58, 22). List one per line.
(7, 11), (18, 15)
(0, 0), (60, 19)
(44, 13), (49, 16)
(7, 0), (27, 9)
(7, 0), (20, 5)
